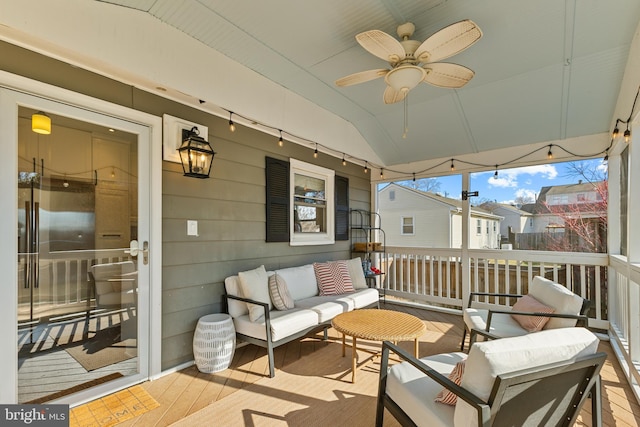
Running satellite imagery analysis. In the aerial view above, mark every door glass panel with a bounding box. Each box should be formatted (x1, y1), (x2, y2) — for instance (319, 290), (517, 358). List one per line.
(17, 107), (140, 403)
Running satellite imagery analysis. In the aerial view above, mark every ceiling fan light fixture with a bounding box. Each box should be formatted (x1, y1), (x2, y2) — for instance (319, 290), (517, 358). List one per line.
(384, 66), (426, 92)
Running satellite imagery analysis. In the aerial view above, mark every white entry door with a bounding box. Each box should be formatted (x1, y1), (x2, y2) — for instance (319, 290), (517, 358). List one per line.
(0, 78), (162, 405)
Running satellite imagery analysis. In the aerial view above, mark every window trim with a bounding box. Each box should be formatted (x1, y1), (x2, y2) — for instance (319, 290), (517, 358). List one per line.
(289, 158), (335, 246)
(401, 216), (415, 235)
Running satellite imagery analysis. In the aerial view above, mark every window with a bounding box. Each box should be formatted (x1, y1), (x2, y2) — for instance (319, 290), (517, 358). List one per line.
(401, 216), (414, 235)
(476, 219), (482, 234)
(290, 159), (334, 245)
(493, 222), (497, 232)
(389, 190), (395, 201)
(486, 220), (489, 234)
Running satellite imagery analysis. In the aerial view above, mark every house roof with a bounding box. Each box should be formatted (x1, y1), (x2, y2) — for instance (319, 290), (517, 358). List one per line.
(1, 1), (638, 178)
(381, 183), (502, 219)
(478, 202), (532, 217)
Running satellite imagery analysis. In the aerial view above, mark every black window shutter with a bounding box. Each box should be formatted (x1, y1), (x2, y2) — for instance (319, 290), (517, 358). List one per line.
(265, 156), (290, 242)
(335, 175), (349, 241)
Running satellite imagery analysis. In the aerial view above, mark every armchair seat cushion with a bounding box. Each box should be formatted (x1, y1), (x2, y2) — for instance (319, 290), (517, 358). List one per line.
(386, 352), (467, 427)
(463, 307), (527, 338)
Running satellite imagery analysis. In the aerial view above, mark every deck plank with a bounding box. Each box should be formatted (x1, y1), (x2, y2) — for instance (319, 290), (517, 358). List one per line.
(95, 302), (640, 427)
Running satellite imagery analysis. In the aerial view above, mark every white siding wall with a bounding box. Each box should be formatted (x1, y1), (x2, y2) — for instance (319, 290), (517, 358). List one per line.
(379, 186), (451, 247)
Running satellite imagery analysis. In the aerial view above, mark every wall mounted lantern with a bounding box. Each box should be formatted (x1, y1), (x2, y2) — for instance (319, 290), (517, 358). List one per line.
(178, 126), (215, 178)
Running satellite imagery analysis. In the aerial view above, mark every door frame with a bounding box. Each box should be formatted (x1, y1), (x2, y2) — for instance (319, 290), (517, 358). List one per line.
(0, 70), (162, 404)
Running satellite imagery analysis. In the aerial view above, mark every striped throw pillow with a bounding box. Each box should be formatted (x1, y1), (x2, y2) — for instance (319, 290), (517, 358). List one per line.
(435, 360), (466, 406)
(511, 294), (555, 332)
(268, 273), (294, 310)
(313, 261), (354, 295)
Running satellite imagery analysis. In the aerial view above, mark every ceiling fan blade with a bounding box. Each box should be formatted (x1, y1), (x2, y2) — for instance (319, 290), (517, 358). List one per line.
(414, 20), (482, 63)
(335, 69), (389, 87)
(356, 30), (406, 64)
(423, 63), (475, 88)
(383, 86), (407, 104)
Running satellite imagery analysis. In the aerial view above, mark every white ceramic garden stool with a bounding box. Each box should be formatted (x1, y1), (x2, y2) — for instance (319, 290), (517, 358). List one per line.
(193, 313), (236, 373)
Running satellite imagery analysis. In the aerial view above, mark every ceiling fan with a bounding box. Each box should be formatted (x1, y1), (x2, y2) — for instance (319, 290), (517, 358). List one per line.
(336, 20), (482, 105)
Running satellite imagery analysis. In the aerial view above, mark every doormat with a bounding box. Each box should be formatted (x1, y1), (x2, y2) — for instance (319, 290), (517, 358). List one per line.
(26, 372), (124, 404)
(65, 326), (137, 371)
(69, 385), (160, 427)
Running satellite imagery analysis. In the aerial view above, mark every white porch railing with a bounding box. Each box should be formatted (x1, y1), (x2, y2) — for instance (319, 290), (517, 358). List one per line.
(378, 247), (609, 328)
(18, 249), (133, 322)
(376, 246), (640, 404)
(607, 255), (640, 403)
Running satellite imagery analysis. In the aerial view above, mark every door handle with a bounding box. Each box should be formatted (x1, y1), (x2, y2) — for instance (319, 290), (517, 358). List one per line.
(126, 240), (149, 265)
(142, 241), (149, 265)
(126, 239), (139, 257)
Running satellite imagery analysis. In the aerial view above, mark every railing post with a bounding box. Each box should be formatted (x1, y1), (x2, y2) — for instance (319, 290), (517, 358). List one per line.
(461, 173), (471, 307)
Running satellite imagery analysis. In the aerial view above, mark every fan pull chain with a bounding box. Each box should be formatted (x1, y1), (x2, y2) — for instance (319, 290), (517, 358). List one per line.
(402, 95), (409, 139)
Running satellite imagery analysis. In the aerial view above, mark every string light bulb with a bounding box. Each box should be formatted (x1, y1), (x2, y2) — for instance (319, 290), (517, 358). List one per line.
(547, 145), (553, 159)
(413, 173), (416, 182)
(278, 130), (284, 147)
(313, 144), (318, 158)
(380, 169), (384, 179)
(603, 150), (609, 163)
(494, 165), (499, 179)
(612, 124), (620, 139)
(364, 161), (368, 174)
(228, 112), (236, 132)
(342, 154), (347, 166)
(111, 168), (115, 178)
(624, 127), (631, 143)
(450, 159), (455, 171)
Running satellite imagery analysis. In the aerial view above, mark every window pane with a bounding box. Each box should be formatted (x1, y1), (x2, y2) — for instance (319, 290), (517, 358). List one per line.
(294, 173), (326, 233)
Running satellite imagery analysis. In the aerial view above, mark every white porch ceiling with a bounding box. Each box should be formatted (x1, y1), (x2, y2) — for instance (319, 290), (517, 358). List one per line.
(3, 0), (640, 173)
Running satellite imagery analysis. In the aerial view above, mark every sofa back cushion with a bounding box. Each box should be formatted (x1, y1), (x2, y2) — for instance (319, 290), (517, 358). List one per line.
(529, 276), (584, 329)
(274, 264), (318, 301)
(224, 275), (248, 318)
(344, 257), (368, 289)
(453, 327), (599, 427)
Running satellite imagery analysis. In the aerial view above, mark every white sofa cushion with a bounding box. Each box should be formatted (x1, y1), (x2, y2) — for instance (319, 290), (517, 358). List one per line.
(386, 352), (466, 427)
(275, 264), (318, 301)
(346, 288), (379, 309)
(529, 276), (584, 329)
(232, 308), (319, 342)
(294, 295), (354, 323)
(454, 327), (599, 427)
(345, 257), (368, 289)
(224, 275), (249, 318)
(238, 265), (271, 322)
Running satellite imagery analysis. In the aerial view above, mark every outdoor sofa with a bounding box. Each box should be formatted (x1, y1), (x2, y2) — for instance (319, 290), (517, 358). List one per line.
(224, 257), (379, 377)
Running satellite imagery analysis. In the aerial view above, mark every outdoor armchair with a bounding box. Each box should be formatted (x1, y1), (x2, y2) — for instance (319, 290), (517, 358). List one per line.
(376, 327), (605, 427)
(461, 275), (589, 351)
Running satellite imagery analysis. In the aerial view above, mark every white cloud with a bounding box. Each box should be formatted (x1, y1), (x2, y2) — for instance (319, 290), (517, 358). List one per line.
(486, 164), (558, 189)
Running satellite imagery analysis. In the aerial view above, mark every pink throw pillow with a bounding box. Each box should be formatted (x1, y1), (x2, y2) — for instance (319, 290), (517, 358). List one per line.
(313, 261), (354, 295)
(511, 294), (555, 332)
(435, 360), (466, 406)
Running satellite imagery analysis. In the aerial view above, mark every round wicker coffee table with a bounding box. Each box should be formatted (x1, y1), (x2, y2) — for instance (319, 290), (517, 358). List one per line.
(331, 309), (425, 382)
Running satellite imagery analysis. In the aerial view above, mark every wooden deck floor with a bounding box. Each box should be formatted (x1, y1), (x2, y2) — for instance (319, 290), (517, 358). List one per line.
(105, 302), (640, 427)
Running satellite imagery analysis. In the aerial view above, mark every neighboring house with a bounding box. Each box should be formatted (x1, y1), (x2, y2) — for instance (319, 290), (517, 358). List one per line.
(520, 181), (606, 232)
(518, 181), (607, 252)
(479, 202), (534, 245)
(379, 184), (503, 249)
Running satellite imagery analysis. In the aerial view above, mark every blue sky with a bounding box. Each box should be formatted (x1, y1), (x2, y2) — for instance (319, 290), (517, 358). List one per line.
(389, 159), (607, 205)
